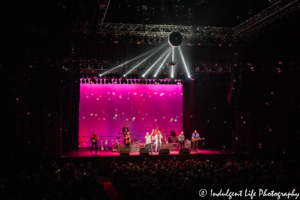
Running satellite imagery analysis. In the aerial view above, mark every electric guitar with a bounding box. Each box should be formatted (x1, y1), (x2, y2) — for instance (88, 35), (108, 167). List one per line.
(92, 137), (99, 143)
(191, 138), (205, 142)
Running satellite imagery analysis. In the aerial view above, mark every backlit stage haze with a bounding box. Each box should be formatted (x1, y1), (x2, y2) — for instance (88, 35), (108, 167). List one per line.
(79, 83), (183, 149)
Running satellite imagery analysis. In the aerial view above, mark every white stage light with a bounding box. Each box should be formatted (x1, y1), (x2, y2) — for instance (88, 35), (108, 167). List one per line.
(172, 46), (174, 61)
(142, 49), (169, 77)
(179, 46), (191, 78)
(123, 45), (167, 77)
(154, 52), (171, 77)
(101, 44), (166, 77)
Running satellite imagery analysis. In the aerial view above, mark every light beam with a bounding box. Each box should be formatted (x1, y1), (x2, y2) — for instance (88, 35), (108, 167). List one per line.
(178, 46), (191, 78)
(123, 45), (166, 77)
(171, 46), (175, 78)
(154, 52), (171, 77)
(100, 44), (166, 77)
(172, 46), (174, 61)
(142, 49), (169, 77)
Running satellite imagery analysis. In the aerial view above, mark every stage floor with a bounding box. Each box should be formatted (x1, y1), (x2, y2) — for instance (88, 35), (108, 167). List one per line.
(62, 149), (233, 157)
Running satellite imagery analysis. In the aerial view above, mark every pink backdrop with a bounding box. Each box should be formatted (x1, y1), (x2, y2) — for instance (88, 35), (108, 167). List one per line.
(79, 83), (183, 147)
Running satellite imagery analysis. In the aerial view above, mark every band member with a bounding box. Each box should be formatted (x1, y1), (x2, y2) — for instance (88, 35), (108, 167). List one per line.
(153, 126), (160, 135)
(90, 131), (99, 154)
(122, 124), (129, 143)
(124, 132), (131, 150)
(155, 131), (162, 152)
(178, 131), (185, 151)
(152, 126), (160, 143)
(151, 129), (156, 143)
(170, 130), (176, 137)
(145, 132), (153, 154)
(191, 130), (200, 152)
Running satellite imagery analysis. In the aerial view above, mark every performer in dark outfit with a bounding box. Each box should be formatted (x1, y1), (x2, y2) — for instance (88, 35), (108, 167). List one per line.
(90, 131), (99, 154)
(122, 124), (129, 143)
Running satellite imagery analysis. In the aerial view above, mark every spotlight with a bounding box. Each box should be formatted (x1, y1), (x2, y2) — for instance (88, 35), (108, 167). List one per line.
(171, 65), (174, 78)
(168, 32), (183, 47)
(168, 61), (175, 66)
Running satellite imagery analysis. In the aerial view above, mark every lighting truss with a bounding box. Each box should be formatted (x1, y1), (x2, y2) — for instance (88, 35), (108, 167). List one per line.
(94, 0), (300, 39)
(178, 46), (191, 78)
(99, 0), (111, 27)
(123, 45), (166, 77)
(98, 23), (233, 38)
(154, 52), (171, 77)
(142, 49), (170, 77)
(233, 0), (300, 36)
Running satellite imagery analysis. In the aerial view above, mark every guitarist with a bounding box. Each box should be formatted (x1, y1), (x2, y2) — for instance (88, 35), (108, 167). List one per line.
(122, 124), (129, 144)
(124, 132), (131, 150)
(90, 131), (99, 154)
(191, 130), (200, 152)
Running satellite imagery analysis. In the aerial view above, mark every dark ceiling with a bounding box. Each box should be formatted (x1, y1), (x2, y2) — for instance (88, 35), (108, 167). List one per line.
(0, 0), (281, 34)
(104, 0), (271, 27)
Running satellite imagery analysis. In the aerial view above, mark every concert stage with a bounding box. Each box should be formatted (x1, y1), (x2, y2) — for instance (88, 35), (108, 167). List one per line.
(62, 149), (232, 157)
(68, 77), (251, 178)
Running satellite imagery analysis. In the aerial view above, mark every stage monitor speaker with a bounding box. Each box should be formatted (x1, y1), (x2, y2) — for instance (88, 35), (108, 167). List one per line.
(179, 148), (190, 154)
(120, 149), (129, 156)
(140, 148), (149, 156)
(159, 149), (170, 155)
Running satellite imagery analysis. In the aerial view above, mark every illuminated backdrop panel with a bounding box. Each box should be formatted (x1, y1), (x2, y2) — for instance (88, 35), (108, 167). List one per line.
(79, 84), (183, 147)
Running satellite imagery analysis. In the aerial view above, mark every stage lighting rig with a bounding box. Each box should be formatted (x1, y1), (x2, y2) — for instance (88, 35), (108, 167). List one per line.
(168, 32), (183, 47)
(167, 32), (182, 68)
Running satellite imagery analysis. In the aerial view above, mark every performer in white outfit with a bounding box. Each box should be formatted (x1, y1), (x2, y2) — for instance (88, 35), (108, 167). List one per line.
(155, 131), (162, 152)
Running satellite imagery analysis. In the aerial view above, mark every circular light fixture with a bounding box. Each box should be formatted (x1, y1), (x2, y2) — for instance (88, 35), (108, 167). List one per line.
(168, 32), (182, 47)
